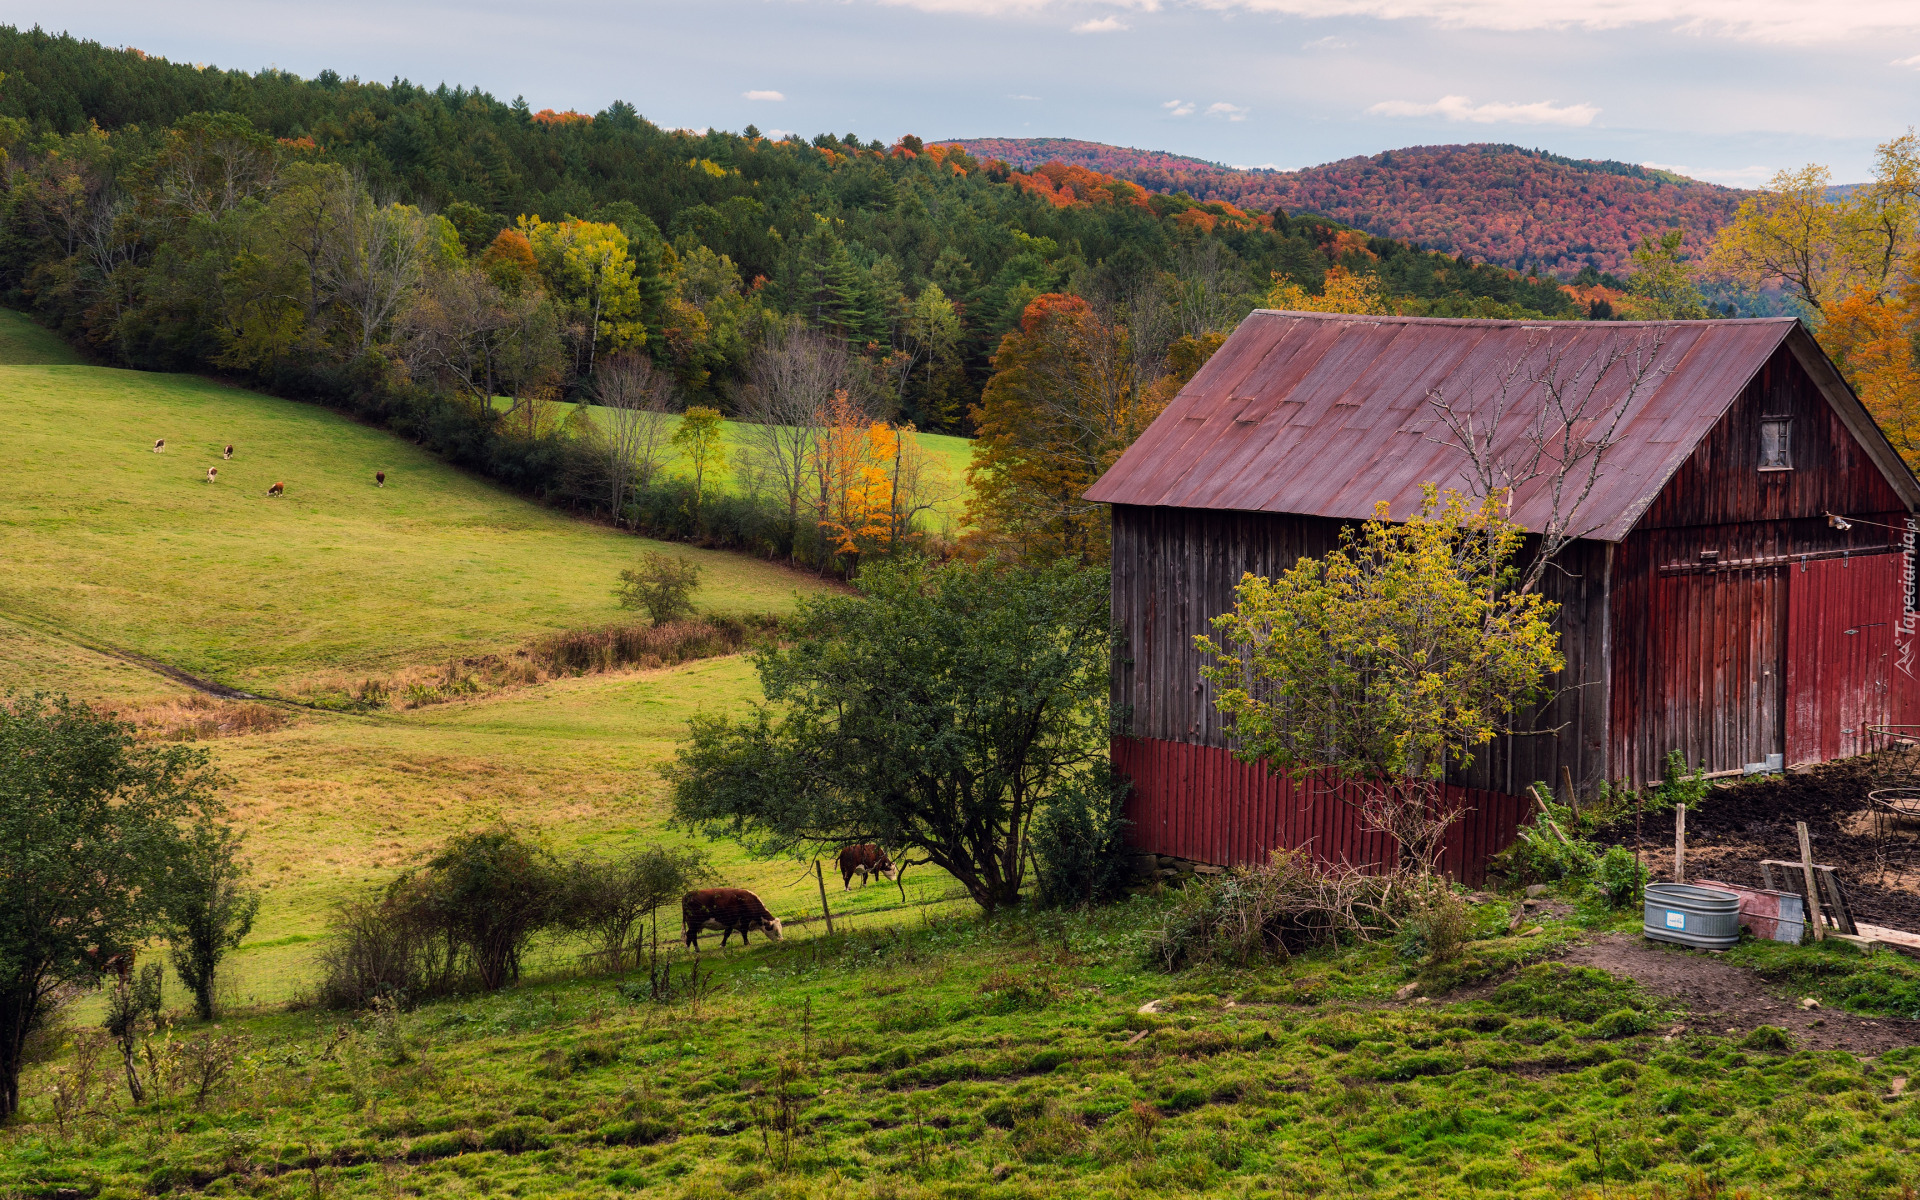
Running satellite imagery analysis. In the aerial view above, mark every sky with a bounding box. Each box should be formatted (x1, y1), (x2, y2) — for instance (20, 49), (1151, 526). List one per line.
(4, 0), (1917, 187)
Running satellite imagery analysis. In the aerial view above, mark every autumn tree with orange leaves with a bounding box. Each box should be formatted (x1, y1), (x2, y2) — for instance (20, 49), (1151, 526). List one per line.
(966, 293), (1215, 563)
(1709, 131), (1920, 465)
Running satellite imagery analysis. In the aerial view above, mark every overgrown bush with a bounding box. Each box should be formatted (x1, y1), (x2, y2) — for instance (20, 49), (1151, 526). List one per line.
(1031, 766), (1132, 909)
(536, 616), (767, 676)
(416, 827), (561, 991)
(1594, 844), (1644, 908)
(1398, 884), (1472, 965)
(318, 832), (718, 1008)
(615, 551), (704, 624)
(1147, 851), (1403, 971)
(317, 827), (555, 1006)
(557, 846), (715, 972)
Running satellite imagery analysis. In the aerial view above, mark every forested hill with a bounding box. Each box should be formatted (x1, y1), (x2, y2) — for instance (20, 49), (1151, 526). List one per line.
(955, 137), (1231, 176)
(946, 139), (1750, 274)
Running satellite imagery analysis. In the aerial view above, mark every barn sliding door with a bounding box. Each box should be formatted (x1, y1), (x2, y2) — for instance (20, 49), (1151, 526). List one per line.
(1643, 566), (1787, 777)
(1786, 552), (1912, 763)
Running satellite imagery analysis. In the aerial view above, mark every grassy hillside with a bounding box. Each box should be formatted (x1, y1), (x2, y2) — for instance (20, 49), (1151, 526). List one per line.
(0, 310), (821, 697)
(0, 307), (966, 1006)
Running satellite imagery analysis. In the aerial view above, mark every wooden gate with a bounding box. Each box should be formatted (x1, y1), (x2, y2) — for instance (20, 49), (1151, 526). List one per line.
(1787, 551), (1912, 762)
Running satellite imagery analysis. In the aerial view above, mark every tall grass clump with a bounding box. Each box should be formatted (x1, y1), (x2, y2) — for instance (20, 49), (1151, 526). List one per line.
(1147, 851), (1404, 971)
(535, 614), (773, 676)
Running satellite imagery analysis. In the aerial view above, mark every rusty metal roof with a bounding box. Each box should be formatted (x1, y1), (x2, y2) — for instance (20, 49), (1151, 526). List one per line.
(1084, 312), (1920, 541)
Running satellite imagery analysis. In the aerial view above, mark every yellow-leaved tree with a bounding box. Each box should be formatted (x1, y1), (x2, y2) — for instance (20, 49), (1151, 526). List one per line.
(1266, 265), (1391, 315)
(1197, 488), (1563, 873)
(1708, 132), (1920, 463)
(521, 216), (646, 377)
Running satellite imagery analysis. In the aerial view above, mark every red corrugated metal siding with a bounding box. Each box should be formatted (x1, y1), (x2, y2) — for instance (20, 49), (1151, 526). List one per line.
(1113, 737), (1532, 886)
(1787, 552), (1919, 762)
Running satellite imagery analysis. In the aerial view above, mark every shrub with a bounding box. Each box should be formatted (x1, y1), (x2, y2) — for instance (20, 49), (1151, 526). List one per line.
(316, 826), (559, 1007)
(1594, 844), (1644, 908)
(556, 845), (715, 973)
(1146, 851), (1403, 971)
(1400, 884), (1472, 966)
(615, 551), (703, 624)
(416, 827), (561, 991)
(1030, 764), (1132, 908)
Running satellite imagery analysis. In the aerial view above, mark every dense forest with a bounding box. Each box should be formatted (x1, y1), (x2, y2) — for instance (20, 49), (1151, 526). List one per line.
(955, 139), (1750, 275)
(0, 26), (1607, 570)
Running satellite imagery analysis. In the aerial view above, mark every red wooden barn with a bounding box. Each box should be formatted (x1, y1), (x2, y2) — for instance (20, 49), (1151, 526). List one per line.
(1084, 312), (1920, 881)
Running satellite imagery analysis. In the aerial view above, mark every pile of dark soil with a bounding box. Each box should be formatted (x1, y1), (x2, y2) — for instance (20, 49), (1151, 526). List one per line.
(1604, 746), (1920, 931)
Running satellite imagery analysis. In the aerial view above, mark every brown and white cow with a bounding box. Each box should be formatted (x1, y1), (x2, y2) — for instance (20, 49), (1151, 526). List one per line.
(837, 844), (896, 890)
(266, 481), (284, 497)
(682, 888), (782, 949)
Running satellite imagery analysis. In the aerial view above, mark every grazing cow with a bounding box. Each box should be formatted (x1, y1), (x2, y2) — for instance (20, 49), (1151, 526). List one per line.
(152, 438), (165, 453)
(375, 471), (386, 487)
(83, 944), (134, 986)
(223, 444), (234, 459)
(206, 466), (218, 483)
(266, 481), (284, 497)
(682, 888), (782, 949)
(838, 843), (896, 890)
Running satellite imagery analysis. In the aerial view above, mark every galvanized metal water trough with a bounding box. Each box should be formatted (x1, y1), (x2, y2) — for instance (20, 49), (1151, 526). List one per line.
(1643, 883), (1743, 950)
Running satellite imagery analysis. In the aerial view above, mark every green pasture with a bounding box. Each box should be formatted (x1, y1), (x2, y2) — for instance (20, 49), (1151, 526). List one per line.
(210, 658), (970, 1008)
(0, 311), (828, 697)
(491, 396), (975, 528)
(13, 892), (1920, 1199)
(0, 306), (961, 1011)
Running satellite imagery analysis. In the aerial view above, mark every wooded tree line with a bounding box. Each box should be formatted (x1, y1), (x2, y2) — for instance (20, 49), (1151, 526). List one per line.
(0, 26), (1635, 571)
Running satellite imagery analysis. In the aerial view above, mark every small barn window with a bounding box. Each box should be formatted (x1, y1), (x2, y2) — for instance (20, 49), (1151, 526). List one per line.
(1759, 418), (1793, 471)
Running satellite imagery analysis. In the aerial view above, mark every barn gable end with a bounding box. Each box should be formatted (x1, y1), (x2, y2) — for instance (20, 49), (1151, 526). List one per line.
(1094, 313), (1920, 880)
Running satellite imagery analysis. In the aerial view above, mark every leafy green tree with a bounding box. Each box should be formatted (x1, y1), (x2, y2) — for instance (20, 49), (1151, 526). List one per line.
(1620, 229), (1708, 320)
(414, 827), (559, 992)
(163, 818), (261, 1022)
(614, 550), (703, 624)
(667, 558), (1112, 913)
(672, 405), (728, 525)
(1197, 489), (1562, 872)
(0, 694), (225, 1119)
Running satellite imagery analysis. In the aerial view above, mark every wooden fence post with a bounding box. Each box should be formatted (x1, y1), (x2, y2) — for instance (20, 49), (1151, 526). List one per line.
(814, 860), (835, 935)
(1797, 821), (1826, 942)
(1674, 804), (1686, 883)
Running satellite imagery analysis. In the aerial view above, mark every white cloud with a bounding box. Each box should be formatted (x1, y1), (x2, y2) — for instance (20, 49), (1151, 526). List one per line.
(1894, 54), (1920, 68)
(1641, 161), (1779, 185)
(1163, 98), (1197, 116)
(1367, 94), (1599, 126)
(871, 0), (1920, 44)
(765, 129), (796, 141)
(743, 89), (786, 101)
(1233, 162), (1286, 170)
(1073, 14), (1129, 29)
(1302, 35), (1354, 48)
(1206, 101), (1250, 120)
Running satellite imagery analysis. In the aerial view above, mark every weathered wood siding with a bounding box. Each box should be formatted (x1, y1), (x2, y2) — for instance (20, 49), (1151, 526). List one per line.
(1110, 503), (1610, 794)
(1609, 343), (1911, 784)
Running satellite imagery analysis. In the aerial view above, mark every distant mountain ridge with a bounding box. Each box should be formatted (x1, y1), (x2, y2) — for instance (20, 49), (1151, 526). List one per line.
(945, 138), (1752, 275)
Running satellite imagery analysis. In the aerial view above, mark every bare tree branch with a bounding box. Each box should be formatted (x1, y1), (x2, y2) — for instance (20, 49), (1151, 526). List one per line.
(1423, 327), (1672, 592)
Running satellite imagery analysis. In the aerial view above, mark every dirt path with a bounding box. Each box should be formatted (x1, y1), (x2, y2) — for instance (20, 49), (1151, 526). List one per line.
(1560, 933), (1920, 1055)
